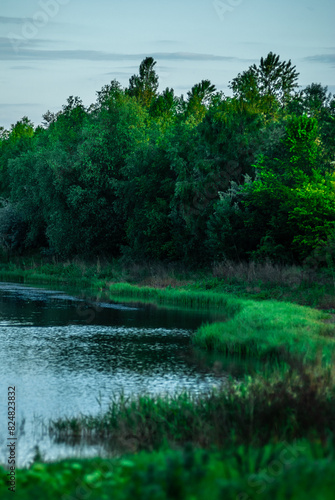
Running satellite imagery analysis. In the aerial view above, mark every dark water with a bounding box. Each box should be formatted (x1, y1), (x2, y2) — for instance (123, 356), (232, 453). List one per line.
(0, 282), (230, 467)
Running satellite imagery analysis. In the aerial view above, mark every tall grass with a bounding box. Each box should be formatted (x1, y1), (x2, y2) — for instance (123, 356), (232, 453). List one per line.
(208, 259), (335, 308)
(212, 259), (318, 287)
(50, 360), (335, 452)
(1, 256), (335, 308)
(105, 284), (335, 364)
(107, 282), (242, 313)
(192, 299), (335, 362)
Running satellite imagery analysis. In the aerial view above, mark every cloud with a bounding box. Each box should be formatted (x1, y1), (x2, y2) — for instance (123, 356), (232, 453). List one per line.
(0, 103), (39, 107)
(105, 64), (172, 75)
(153, 52), (238, 62)
(155, 40), (182, 45)
(10, 65), (37, 70)
(0, 16), (34, 25)
(304, 54), (335, 66)
(0, 36), (54, 51)
(0, 38), (248, 64)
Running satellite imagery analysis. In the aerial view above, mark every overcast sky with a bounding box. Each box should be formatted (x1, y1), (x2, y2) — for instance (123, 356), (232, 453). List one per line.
(1, 0), (334, 129)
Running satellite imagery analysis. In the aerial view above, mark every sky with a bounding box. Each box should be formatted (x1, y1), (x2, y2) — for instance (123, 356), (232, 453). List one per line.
(0, 0), (334, 129)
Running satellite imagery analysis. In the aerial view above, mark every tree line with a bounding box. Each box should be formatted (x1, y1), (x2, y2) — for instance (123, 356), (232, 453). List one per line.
(1, 53), (335, 265)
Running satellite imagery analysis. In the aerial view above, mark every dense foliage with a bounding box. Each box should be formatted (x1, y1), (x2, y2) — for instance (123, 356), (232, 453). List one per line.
(2, 440), (335, 500)
(1, 53), (334, 264)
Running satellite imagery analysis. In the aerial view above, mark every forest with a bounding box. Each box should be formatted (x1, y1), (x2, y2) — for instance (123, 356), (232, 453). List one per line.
(1, 52), (335, 267)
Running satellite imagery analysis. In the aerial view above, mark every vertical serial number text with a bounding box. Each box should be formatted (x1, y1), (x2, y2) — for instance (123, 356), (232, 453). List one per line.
(7, 386), (16, 492)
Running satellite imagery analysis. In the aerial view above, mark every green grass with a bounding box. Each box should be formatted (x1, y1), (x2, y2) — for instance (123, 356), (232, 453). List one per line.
(0, 261), (99, 287)
(1, 257), (335, 308)
(188, 277), (335, 310)
(192, 299), (335, 362)
(1, 440), (335, 500)
(108, 282), (242, 312)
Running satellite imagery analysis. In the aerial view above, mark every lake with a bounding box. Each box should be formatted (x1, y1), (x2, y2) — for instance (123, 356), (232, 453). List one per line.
(0, 281), (232, 467)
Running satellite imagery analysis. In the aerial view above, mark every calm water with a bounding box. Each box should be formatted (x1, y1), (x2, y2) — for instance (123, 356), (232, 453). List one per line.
(0, 281), (230, 467)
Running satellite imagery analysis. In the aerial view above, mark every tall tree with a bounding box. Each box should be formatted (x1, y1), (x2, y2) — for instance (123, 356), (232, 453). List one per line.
(301, 83), (332, 117)
(96, 79), (123, 109)
(230, 52), (299, 109)
(128, 57), (159, 108)
(0, 117), (35, 197)
(186, 80), (217, 122)
(150, 87), (179, 120)
(253, 52), (299, 105)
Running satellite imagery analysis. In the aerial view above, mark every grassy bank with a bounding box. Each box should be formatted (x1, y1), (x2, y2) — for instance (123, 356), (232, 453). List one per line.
(1, 258), (335, 364)
(192, 300), (335, 362)
(106, 283), (335, 363)
(2, 258), (334, 363)
(1, 257), (335, 308)
(2, 356), (335, 499)
(107, 282), (242, 313)
(1, 439), (335, 500)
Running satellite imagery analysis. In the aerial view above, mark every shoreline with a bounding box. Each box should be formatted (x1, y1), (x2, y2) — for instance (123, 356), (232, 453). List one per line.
(1, 262), (334, 363)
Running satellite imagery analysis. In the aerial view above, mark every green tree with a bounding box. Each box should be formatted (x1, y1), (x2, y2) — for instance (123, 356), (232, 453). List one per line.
(8, 145), (49, 250)
(128, 57), (159, 108)
(45, 90), (148, 258)
(228, 68), (260, 105)
(47, 96), (87, 154)
(0, 117), (35, 197)
(95, 79), (123, 109)
(256, 115), (323, 184)
(121, 133), (178, 260)
(241, 115), (330, 261)
(301, 85), (335, 166)
(186, 80), (217, 122)
(150, 87), (180, 122)
(230, 52), (299, 111)
(169, 97), (264, 262)
(288, 171), (335, 258)
(0, 199), (27, 258)
(8, 90), (149, 258)
(302, 83), (332, 117)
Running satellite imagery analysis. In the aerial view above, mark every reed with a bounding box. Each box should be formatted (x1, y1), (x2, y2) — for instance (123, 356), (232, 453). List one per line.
(49, 360), (335, 452)
(108, 282), (242, 313)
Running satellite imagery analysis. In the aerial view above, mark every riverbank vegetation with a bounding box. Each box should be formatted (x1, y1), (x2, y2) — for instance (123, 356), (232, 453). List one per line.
(1, 256), (335, 308)
(192, 300), (335, 361)
(1, 51), (335, 498)
(50, 360), (335, 450)
(1, 260), (335, 498)
(1, 257), (335, 363)
(2, 439), (335, 500)
(2, 361), (335, 499)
